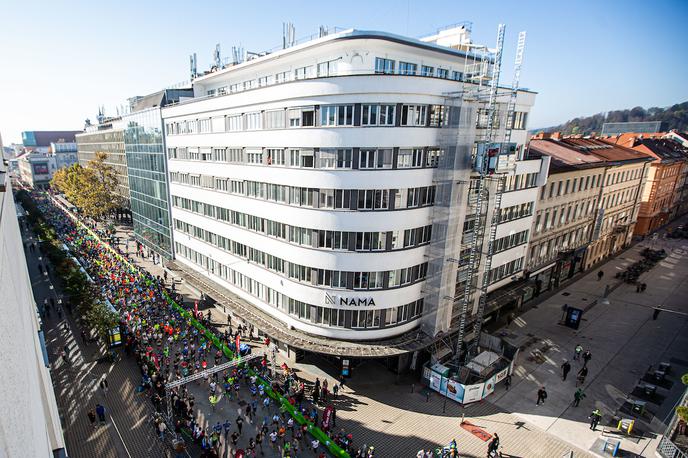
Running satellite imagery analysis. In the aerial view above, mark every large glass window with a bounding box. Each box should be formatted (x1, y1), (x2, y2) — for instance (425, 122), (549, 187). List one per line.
(375, 57), (395, 74)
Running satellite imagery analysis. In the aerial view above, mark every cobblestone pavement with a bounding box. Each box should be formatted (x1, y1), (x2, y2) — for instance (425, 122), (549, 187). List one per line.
(23, 224), (169, 458)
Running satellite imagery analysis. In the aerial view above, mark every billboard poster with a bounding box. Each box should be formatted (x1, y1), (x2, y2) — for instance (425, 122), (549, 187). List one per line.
(463, 383), (485, 404)
(483, 376), (496, 397)
(33, 163), (49, 175)
(494, 367), (509, 384)
(429, 371), (442, 391)
(446, 379), (465, 403)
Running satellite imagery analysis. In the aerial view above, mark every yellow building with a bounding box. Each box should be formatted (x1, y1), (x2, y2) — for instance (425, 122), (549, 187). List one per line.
(526, 136), (651, 293)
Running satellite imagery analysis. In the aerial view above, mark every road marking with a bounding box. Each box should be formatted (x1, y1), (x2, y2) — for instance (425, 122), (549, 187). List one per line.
(109, 415), (133, 458)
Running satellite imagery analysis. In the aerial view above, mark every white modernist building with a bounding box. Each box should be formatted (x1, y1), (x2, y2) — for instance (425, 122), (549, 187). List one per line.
(162, 27), (546, 353)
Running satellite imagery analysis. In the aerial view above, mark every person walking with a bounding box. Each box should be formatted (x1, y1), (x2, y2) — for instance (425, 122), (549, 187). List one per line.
(573, 344), (583, 361)
(597, 270), (604, 281)
(100, 377), (109, 396)
(589, 408), (602, 430)
(573, 388), (586, 407)
(561, 360), (572, 381)
(576, 366), (588, 386)
(236, 415), (244, 435)
(536, 386), (547, 405)
(487, 433), (500, 457)
(504, 374), (512, 391)
(95, 403), (106, 424)
(582, 350), (592, 367)
(87, 409), (97, 429)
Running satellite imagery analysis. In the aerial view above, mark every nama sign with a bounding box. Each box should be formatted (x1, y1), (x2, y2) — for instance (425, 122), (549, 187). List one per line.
(324, 292), (376, 307)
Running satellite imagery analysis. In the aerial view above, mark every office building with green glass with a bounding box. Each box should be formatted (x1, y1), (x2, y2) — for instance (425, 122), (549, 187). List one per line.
(123, 89), (193, 259)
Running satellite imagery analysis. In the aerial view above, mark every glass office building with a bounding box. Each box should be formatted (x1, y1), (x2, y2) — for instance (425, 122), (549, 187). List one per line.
(123, 107), (173, 258)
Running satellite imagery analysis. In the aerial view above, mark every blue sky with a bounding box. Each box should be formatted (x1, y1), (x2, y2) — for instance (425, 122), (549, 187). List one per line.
(1, 0), (687, 144)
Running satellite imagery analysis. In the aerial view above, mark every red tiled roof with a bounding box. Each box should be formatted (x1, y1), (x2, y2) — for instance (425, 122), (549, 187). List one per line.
(528, 137), (653, 170)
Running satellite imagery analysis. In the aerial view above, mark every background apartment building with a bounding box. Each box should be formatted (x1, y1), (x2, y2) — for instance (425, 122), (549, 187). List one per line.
(76, 117), (129, 201)
(161, 26), (543, 359)
(528, 135), (651, 273)
(524, 141), (605, 294)
(605, 135), (688, 234)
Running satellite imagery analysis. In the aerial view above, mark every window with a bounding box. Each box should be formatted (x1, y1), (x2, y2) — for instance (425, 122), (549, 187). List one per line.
(421, 65), (434, 77)
(275, 71), (290, 84)
(246, 149), (263, 164)
(359, 149), (393, 169)
(358, 189), (389, 210)
(398, 149), (424, 168)
(245, 112), (262, 130)
(257, 76), (270, 87)
(226, 114), (242, 132)
(399, 61), (417, 75)
(317, 60), (339, 77)
(321, 105), (354, 126)
(318, 148), (352, 169)
(436, 68), (449, 79)
(361, 104), (378, 126)
(287, 107), (315, 127)
(299, 150), (314, 168)
(198, 118), (212, 133)
(264, 110), (285, 129)
(375, 57), (395, 74)
(401, 105), (427, 126)
(451, 71), (463, 81)
(429, 105), (447, 127)
(266, 149), (285, 166)
(294, 66), (314, 80)
(510, 112), (528, 130)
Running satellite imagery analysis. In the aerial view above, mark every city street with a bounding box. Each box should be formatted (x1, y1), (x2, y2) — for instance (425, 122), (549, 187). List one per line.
(493, 224), (688, 456)
(29, 197), (688, 458)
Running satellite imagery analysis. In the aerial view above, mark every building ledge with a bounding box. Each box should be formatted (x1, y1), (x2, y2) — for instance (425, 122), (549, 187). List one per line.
(168, 260), (436, 357)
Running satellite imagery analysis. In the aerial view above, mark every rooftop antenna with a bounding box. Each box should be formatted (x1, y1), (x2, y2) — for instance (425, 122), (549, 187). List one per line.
(213, 43), (221, 69)
(189, 53), (198, 80)
(283, 22), (296, 49)
(231, 46), (244, 65)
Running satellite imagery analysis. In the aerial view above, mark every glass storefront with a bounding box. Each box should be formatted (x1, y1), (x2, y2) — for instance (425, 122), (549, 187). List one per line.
(123, 108), (173, 258)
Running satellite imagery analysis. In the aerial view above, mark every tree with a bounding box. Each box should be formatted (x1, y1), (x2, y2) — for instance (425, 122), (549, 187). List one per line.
(84, 300), (120, 345)
(51, 152), (121, 220)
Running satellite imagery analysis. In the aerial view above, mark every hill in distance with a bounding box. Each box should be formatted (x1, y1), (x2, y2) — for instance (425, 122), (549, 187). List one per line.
(533, 101), (688, 136)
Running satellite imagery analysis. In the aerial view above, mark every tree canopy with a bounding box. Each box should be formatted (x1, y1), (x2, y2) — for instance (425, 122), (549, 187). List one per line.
(536, 101), (688, 136)
(51, 152), (121, 220)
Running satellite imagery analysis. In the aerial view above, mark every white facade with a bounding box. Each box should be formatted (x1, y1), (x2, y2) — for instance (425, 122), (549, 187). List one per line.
(162, 28), (541, 343)
(16, 145), (79, 189)
(0, 166), (66, 457)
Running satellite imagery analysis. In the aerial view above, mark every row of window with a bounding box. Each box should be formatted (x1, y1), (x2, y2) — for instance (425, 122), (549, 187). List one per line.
(541, 173), (603, 200)
(535, 196), (598, 233)
(206, 59), (343, 98)
(167, 146), (443, 170)
(606, 167), (643, 186)
(503, 173), (540, 192)
(165, 103), (460, 136)
(602, 185), (639, 210)
(174, 218), (429, 291)
(168, 172), (436, 211)
(175, 241), (424, 329)
(476, 109), (529, 130)
(492, 230), (529, 254)
(487, 257), (524, 285)
(375, 57), (460, 80)
(497, 202), (534, 224)
(527, 225), (591, 268)
(170, 195), (432, 252)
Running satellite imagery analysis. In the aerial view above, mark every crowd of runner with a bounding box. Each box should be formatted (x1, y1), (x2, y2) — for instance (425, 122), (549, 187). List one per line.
(32, 191), (376, 458)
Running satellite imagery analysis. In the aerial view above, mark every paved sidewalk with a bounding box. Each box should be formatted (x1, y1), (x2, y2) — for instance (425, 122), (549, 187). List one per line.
(23, 226), (168, 458)
(492, 227), (688, 456)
